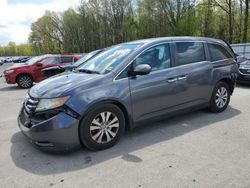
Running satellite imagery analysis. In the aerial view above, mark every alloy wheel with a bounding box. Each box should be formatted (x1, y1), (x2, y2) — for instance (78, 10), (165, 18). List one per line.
(18, 75), (32, 88)
(215, 87), (228, 108)
(90, 111), (120, 144)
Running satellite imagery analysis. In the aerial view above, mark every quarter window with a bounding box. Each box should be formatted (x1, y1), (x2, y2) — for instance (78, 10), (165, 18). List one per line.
(116, 66), (131, 80)
(176, 42), (206, 65)
(208, 43), (233, 61)
(135, 44), (171, 72)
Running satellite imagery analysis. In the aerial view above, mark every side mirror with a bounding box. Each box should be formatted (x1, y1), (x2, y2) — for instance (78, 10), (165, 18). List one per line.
(131, 64), (151, 76)
(36, 62), (43, 67)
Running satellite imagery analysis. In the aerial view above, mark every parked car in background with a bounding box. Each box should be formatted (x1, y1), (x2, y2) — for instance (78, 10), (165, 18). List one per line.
(3, 57), (13, 63)
(230, 49), (250, 84)
(4, 54), (80, 88)
(18, 37), (238, 151)
(12, 57), (22, 63)
(237, 57), (250, 84)
(42, 49), (104, 77)
(12, 56), (31, 63)
(19, 56), (32, 63)
(0, 59), (4, 66)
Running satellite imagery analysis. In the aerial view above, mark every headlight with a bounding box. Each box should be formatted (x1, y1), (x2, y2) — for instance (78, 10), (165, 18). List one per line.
(25, 93), (29, 99)
(4, 69), (14, 74)
(36, 96), (70, 112)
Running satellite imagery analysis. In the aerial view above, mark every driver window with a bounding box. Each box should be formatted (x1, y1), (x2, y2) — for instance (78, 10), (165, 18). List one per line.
(135, 44), (171, 72)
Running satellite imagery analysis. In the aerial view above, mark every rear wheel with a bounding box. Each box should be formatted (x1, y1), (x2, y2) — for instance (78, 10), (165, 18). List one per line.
(209, 81), (230, 113)
(79, 104), (125, 151)
(16, 74), (33, 88)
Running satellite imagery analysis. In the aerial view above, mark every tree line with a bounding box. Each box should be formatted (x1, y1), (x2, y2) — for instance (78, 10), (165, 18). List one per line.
(0, 42), (32, 56)
(0, 0), (249, 56)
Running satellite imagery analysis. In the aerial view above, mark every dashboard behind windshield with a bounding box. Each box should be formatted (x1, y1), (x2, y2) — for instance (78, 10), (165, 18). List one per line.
(74, 50), (101, 67)
(77, 44), (141, 74)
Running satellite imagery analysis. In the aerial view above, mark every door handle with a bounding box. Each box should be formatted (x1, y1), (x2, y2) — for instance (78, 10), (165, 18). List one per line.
(178, 75), (188, 80)
(167, 78), (178, 83)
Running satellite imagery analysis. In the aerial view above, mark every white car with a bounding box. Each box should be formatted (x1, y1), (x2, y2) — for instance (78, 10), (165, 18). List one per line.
(0, 59), (4, 66)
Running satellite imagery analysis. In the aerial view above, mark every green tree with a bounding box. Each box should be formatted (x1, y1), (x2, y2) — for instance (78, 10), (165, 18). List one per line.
(4, 0), (249, 57)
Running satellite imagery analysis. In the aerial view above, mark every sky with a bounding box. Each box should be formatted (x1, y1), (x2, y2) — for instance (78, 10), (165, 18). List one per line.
(0, 0), (80, 45)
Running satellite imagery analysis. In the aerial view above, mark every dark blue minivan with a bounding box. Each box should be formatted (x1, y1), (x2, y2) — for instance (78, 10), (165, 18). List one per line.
(18, 37), (238, 151)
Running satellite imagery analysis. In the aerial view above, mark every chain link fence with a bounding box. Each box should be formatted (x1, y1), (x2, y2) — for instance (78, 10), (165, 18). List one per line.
(231, 43), (250, 59)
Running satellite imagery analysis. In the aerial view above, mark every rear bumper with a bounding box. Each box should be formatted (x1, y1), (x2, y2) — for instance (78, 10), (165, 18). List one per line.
(18, 108), (81, 151)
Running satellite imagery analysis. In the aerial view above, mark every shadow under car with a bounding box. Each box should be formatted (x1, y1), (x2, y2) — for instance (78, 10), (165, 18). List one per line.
(11, 106), (241, 175)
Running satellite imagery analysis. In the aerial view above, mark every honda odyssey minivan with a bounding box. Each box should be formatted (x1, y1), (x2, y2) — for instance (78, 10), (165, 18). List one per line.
(18, 37), (238, 151)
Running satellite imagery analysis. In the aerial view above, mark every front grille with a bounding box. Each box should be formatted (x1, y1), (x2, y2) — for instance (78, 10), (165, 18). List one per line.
(20, 108), (32, 128)
(20, 95), (75, 128)
(21, 95), (63, 128)
(24, 96), (39, 114)
(20, 95), (40, 128)
(239, 69), (250, 75)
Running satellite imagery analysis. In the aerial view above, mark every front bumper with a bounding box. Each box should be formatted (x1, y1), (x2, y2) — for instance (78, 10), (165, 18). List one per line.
(4, 73), (16, 84)
(237, 70), (250, 83)
(18, 107), (81, 151)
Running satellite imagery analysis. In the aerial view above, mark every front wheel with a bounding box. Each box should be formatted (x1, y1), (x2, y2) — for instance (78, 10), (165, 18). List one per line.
(209, 82), (230, 113)
(16, 74), (33, 89)
(79, 104), (125, 151)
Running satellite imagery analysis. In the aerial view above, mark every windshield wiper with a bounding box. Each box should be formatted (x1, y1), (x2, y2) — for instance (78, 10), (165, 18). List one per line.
(76, 69), (100, 74)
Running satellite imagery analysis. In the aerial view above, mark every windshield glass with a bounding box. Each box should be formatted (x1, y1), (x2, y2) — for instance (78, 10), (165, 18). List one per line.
(25, 55), (48, 65)
(77, 44), (141, 74)
(74, 50), (101, 67)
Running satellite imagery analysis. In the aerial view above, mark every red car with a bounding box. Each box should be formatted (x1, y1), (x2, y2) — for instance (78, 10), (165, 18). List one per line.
(4, 54), (80, 88)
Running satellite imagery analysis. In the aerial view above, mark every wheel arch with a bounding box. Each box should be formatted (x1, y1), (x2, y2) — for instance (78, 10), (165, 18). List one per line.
(16, 73), (34, 83)
(217, 77), (235, 95)
(79, 99), (133, 131)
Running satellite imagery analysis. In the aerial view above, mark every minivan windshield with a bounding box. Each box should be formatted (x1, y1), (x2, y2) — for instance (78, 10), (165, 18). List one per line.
(74, 50), (102, 67)
(76, 44), (141, 74)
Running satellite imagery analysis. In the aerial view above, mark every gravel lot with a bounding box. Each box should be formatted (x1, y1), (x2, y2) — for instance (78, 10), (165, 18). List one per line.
(0, 63), (250, 188)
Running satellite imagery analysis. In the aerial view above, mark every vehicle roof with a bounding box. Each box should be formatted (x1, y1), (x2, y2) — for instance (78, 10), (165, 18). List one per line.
(58, 54), (81, 57)
(39, 54), (81, 58)
(125, 36), (227, 46)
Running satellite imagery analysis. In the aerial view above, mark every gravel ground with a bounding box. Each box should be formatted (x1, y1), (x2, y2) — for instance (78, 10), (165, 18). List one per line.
(0, 63), (250, 188)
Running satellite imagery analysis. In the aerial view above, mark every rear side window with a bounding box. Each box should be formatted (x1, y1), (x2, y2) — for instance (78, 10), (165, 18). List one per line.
(60, 56), (73, 63)
(176, 42), (206, 65)
(208, 43), (233, 61)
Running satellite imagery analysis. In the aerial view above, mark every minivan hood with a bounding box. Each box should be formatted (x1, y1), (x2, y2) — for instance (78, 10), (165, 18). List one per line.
(29, 72), (103, 98)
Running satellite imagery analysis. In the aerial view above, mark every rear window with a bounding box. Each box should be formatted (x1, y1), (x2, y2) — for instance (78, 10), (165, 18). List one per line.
(176, 42), (206, 65)
(208, 43), (233, 61)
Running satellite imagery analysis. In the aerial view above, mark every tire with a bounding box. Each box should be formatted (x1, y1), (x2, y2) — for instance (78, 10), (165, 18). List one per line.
(79, 104), (125, 151)
(209, 81), (230, 113)
(16, 74), (33, 89)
